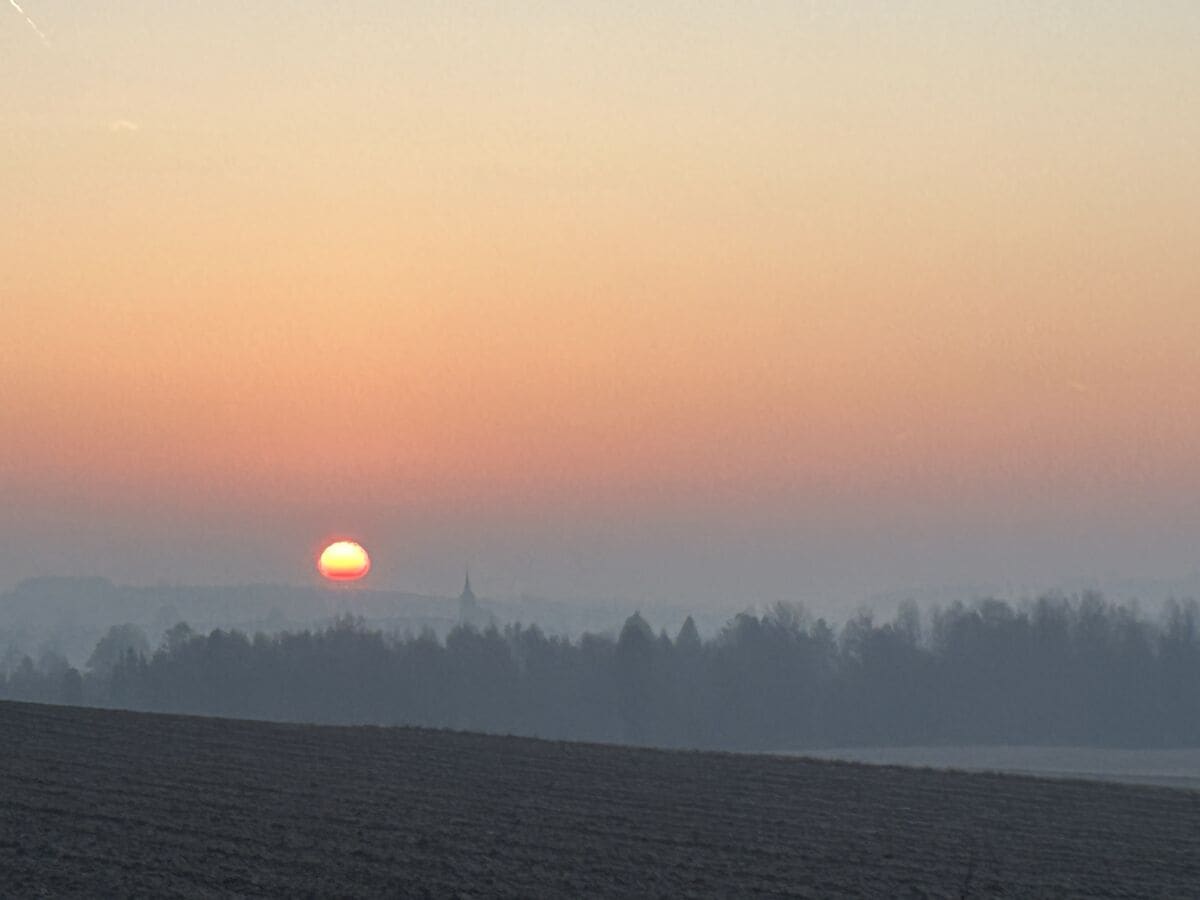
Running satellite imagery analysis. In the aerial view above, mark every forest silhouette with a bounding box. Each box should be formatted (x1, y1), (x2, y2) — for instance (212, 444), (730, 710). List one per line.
(4, 593), (1199, 750)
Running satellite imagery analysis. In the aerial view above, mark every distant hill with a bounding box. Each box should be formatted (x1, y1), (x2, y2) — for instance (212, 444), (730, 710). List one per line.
(3, 575), (451, 627)
(2, 700), (1199, 897)
(0, 576), (707, 667)
(0, 576), (460, 665)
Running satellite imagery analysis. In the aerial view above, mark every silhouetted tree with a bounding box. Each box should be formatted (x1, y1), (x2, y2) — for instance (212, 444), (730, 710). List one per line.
(87, 624), (150, 676)
(615, 612), (655, 743)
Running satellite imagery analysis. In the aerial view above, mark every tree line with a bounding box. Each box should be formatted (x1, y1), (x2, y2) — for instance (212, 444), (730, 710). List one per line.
(3, 593), (1200, 749)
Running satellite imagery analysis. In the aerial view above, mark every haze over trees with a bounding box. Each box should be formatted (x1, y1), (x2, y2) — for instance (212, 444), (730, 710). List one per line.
(0, 576), (693, 667)
(3, 593), (1200, 750)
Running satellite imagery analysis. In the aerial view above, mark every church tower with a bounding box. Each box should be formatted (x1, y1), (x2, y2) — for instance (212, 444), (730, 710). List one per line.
(458, 568), (481, 624)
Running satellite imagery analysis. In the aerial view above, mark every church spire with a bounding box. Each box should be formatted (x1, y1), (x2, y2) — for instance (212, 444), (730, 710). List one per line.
(458, 567), (481, 625)
(460, 567), (476, 604)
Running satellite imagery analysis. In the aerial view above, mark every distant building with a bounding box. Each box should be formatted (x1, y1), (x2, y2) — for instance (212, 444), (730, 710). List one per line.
(458, 570), (485, 626)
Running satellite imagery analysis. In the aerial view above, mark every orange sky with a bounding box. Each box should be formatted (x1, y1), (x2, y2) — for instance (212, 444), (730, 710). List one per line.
(2, 3), (1199, 608)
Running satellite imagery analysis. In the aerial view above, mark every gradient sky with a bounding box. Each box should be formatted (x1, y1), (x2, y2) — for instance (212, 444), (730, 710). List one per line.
(3, 2), (1199, 614)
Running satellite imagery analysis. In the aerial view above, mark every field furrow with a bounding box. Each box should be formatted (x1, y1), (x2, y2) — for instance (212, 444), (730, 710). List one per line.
(3, 700), (1199, 897)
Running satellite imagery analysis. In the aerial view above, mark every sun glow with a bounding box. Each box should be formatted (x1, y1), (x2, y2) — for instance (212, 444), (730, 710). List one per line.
(318, 540), (370, 581)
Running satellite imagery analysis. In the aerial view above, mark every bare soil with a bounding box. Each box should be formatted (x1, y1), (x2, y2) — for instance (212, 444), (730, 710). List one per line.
(2, 700), (1198, 897)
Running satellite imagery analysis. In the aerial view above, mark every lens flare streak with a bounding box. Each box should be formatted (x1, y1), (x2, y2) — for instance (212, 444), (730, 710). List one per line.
(8, 0), (49, 46)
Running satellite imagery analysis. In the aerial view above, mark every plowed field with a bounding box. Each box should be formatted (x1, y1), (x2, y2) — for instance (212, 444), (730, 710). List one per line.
(2, 700), (1198, 897)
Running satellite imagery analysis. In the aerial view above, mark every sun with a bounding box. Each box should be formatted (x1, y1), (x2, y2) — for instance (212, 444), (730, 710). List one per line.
(318, 540), (371, 581)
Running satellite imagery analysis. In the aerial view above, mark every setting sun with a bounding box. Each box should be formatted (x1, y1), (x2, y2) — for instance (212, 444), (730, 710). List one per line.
(318, 541), (370, 582)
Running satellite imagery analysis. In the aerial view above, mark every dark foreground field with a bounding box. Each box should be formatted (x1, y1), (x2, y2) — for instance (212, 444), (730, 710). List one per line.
(2, 701), (1198, 898)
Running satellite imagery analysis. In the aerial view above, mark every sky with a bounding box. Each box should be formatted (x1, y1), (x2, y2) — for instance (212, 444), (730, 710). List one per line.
(2, 2), (1199, 616)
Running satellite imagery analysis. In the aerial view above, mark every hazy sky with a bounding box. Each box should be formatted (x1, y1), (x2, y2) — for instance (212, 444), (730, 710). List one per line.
(3, 2), (1199, 614)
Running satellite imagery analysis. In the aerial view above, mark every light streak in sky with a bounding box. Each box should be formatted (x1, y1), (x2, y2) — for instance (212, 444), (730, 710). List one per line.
(7, 0), (50, 47)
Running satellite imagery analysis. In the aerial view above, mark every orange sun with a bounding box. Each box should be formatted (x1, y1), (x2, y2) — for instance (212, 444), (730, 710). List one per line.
(318, 540), (371, 581)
